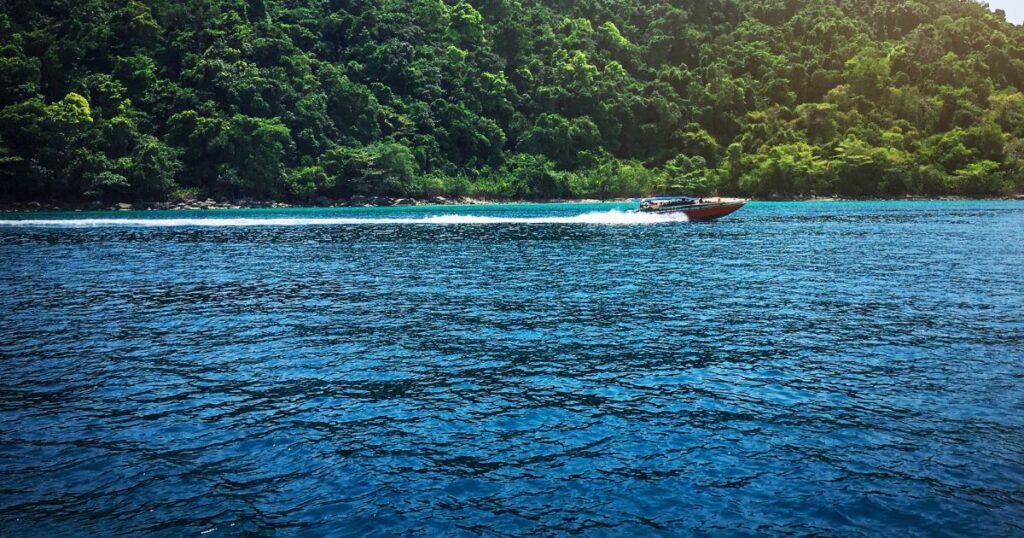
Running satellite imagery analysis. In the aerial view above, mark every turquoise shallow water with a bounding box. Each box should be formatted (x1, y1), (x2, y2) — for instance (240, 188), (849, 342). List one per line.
(1, 201), (1023, 535)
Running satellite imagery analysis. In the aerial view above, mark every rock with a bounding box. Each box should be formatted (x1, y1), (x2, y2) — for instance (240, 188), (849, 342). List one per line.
(428, 196), (449, 205)
(394, 198), (415, 206)
(313, 195), (333, 207)
(116, 202), (133, 210)
(349, 195), (369, 205)
(26, 201), (41, 209)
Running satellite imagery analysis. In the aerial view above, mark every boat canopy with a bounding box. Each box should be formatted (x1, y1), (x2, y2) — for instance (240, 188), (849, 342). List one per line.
(638, 196), (696, 203)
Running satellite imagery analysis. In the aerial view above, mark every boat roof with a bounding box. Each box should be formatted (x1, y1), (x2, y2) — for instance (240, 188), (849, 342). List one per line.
(637, 196), (696, 203)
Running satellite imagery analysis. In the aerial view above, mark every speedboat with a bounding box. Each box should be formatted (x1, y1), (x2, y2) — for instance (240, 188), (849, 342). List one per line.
(637, 196), (746, 221)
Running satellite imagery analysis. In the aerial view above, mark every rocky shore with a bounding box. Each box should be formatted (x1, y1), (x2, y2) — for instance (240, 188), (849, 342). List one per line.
(0, 195), (534, 212)
(1, 194), (1022, 212)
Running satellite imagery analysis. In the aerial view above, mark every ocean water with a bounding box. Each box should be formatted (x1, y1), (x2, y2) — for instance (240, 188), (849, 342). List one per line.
(1, 201), (1022, 536)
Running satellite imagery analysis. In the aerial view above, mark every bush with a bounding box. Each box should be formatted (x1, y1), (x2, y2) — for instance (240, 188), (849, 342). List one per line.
(323, 142), (419, 197)
(496, 153), (567, 199)
(169, 186), (203, 201)
(286, 166), (331, 200)
(945, 161), (1012, 196)
(664, 154), (713, 196)
(740, 144), (830, 197)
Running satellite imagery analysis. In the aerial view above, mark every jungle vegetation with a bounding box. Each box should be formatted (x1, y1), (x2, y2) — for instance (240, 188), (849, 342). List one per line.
(2, 0), (1023, 202)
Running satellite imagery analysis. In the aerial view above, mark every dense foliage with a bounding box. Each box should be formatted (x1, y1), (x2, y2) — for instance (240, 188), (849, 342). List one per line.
(2, 0), (1024, 202)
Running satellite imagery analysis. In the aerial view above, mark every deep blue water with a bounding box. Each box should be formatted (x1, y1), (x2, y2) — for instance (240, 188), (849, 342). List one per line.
(1, 201), (1023, 536)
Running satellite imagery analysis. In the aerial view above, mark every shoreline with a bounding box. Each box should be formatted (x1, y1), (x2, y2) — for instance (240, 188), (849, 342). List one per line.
(0, 194), (1021, 213)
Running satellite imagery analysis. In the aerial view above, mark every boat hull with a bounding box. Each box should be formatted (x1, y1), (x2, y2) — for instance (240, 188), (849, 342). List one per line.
(639, 201), (746, 221)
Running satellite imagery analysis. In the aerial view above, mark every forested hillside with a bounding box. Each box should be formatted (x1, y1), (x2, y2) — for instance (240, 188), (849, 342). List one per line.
(2, 0), (1023, 202)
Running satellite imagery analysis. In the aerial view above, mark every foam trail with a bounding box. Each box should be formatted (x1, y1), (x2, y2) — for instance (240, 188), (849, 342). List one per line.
(0, 210), (688, 227)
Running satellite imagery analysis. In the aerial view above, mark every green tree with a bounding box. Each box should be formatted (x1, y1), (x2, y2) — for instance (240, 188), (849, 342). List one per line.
(1, 0), (1023, 202)
(127, 138), (182, 200)
(664, 155), (712, 195)
(833, 137), (913, 196)
(286, 165), (331, 200)
(323, 142), (419, 196)
(740, 143), (830, 197)
(921, 129), (973, 172)
(946, 161), (1010, 196)
(221, 115), (292, 198)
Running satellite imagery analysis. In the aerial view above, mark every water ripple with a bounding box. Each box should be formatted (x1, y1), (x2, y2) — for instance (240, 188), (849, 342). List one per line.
(1, 201), (1023, 535)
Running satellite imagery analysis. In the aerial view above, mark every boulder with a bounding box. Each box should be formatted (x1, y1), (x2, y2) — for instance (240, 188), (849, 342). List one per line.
(429, 196), (449, 205)
(313, 195), (333, 207)
(394, 198), (415, 206)
(349, 194), (369, 205)
(116, 202), (133, 210)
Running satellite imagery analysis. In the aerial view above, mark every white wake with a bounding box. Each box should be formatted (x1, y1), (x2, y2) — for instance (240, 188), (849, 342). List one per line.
(0, 210), (689, 227)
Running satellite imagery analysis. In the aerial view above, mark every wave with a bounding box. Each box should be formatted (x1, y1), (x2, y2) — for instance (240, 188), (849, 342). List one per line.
(0, 210), (688, 227)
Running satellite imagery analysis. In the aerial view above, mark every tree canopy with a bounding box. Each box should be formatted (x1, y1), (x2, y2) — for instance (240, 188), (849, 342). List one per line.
(1, 0), (1023, 202)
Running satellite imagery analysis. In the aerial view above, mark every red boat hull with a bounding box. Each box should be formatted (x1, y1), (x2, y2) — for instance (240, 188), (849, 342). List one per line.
(679, 202), (745, 221)
(641, 201), (746, 221)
